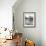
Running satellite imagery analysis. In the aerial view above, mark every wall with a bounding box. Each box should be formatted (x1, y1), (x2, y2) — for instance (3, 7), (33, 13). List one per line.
(40, 0), (46, 46)
(0, 0), (16, 30)
(13, 0), (41, 46)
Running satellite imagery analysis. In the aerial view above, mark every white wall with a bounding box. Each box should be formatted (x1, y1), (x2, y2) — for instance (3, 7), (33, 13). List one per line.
(0, 0), (16, 30)
(40, 0), (46, 46)
(13, 0), (41, 46)
(13, 0), (46, 46)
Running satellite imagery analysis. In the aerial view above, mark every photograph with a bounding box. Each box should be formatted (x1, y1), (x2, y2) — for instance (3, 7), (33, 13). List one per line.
(23, 12), (36, 27)
(0, 0), (45, 46)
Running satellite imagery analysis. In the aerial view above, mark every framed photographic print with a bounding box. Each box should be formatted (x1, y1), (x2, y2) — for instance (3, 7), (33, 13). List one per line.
(23, 12), (36, 28)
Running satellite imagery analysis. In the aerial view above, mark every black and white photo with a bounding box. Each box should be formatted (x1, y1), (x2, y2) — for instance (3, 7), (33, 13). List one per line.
(23, 12), (36, 27)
